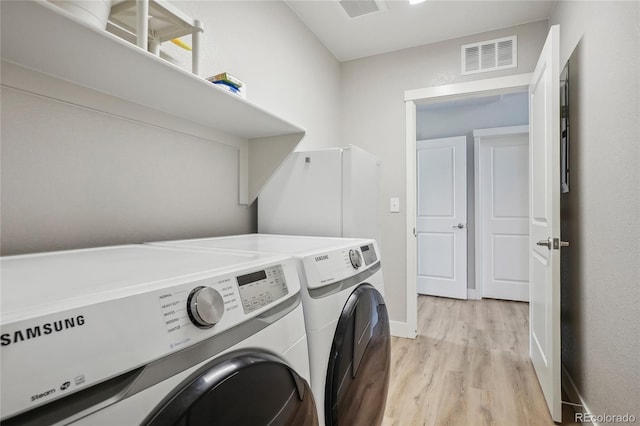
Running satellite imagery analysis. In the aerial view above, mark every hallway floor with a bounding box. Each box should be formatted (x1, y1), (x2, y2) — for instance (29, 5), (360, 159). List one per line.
(382, 296), (580, 426)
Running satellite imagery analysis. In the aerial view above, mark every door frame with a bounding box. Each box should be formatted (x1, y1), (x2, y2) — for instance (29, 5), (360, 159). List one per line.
(474, 124), (530, 300)
(403, 73), (532, 338)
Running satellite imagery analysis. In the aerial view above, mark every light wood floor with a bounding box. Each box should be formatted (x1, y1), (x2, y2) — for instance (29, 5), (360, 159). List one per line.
(382, 296), (579, 426)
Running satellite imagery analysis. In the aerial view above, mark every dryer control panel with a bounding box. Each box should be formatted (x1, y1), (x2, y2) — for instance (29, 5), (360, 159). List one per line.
(360, 243), (378, 266)
(302, 241), (380, 289)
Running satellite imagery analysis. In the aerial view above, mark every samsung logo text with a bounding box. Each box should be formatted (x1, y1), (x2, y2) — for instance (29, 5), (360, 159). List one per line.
(1, 315), (86, 346)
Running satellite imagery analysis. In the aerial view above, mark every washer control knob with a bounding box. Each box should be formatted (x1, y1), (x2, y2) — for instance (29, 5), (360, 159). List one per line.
(187, 286), (224, 329)
(349, 249), (362, 269)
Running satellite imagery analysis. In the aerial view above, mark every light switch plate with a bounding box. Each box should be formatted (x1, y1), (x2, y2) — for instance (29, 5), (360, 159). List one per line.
(390, 197), (400, 213)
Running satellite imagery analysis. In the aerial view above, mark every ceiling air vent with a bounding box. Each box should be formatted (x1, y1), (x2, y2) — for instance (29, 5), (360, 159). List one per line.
(339, 0), (387, 18)
(462, 36), (517, 75)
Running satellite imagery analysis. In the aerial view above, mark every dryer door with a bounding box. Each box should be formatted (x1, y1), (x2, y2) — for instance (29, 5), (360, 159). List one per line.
(144, 350), (317, 426)
(325, 284), (391, 426)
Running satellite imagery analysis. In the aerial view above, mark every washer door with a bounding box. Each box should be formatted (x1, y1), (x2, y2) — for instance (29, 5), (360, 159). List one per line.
(144, 350), (317, 426)
(325, 284), (391, 426)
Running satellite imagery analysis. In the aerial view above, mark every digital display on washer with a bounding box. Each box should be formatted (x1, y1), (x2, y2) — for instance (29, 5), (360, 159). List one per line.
(236, 265), (288, 314)
(237, 270), (267, 286)
(361, 244), (378, 265)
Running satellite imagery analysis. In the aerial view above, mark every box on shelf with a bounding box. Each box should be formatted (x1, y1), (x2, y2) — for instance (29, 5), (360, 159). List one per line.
(48, 0), (112, 29)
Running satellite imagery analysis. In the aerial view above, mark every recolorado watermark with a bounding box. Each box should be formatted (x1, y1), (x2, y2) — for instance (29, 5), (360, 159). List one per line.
(575, 412), (637, 424)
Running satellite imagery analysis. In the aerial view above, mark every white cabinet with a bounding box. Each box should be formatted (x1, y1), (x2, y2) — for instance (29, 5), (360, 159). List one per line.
(258, 146), (381, 242)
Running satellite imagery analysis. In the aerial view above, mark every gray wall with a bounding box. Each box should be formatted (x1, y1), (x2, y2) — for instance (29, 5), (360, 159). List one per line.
(1, 85), (249, 254)
(551, 1), (640, 420)
(0, 1), (341, 255)
(164, 1), (341, 152)
(417, 92), (529, 291)
(341, 20), (549, 324)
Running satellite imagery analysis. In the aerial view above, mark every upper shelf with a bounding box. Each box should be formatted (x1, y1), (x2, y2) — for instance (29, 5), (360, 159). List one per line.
(0, 0), (305, 140)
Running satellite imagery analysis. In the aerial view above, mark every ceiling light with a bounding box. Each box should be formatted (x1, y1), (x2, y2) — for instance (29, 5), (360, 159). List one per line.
(409, 0), (427, 4)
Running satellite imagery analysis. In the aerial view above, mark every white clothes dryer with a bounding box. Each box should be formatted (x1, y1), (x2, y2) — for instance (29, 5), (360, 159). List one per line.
(0, 245), (317, 425)
(149, 234), (391, 426)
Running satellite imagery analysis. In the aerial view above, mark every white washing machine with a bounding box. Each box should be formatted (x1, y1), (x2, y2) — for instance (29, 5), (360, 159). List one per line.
(0, 245), (317, 425)
(149, 234), (391, 426)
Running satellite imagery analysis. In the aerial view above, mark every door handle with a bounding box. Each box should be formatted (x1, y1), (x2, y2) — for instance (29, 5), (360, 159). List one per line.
(452, 223), (466, 229)
(536, 238), (552, 249)
(537, 238), (570, 250)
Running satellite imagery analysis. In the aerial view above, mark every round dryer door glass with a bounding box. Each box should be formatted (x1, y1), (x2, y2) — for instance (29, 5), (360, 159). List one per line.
(325, 284), (391, 426)
(144, 350), (318, 426)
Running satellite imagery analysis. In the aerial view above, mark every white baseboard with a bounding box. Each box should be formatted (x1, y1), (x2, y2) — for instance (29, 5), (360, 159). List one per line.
(389, 320), (416, 339)
(562, 364), (597, 426)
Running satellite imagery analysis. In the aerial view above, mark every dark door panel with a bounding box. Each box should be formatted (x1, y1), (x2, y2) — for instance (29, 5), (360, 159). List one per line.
(145, 350), (317, 426)
(325, 285), (390, 426)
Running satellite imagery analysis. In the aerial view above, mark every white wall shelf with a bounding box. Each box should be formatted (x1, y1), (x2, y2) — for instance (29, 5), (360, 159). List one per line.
(0, 0), (305, 140)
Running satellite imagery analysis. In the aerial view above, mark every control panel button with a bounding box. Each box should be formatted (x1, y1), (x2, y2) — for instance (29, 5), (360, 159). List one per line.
(187, 286), (224, 329)
(349, 249), (363, 269)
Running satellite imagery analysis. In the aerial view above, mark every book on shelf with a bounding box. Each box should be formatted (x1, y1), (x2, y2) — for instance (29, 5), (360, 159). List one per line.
(207, 72), (243, 89)
(210, 79), (247, 98)
(213, 81), (240, 93)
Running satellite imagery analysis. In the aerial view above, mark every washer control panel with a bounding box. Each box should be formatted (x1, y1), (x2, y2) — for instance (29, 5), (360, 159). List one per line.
(360, 243), (378, 266)
(159, 264), (290, 335)
(237, 265), (288, 314)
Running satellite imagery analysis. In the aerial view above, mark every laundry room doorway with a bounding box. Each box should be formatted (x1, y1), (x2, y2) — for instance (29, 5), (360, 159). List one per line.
(413, 91), (530, 302)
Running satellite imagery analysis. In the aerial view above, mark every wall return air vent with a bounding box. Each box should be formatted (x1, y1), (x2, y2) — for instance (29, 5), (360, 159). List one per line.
(462, 35), (517, 75)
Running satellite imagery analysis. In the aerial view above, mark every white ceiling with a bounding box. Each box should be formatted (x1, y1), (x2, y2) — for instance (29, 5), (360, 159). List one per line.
(285, 0), (556, 62)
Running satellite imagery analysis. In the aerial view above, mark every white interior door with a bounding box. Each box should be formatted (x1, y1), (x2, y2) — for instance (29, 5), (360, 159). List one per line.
(416, 136), (467, 299)
(529, 25), (562, 422)
(477, 127), (530, 301)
